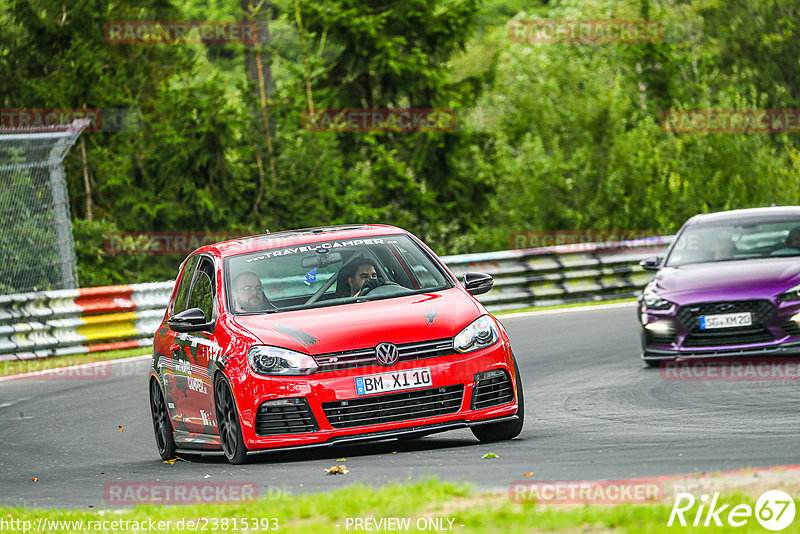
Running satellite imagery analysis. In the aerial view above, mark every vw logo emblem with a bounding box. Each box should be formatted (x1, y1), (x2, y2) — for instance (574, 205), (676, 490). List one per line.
(375, 342), (399, 366)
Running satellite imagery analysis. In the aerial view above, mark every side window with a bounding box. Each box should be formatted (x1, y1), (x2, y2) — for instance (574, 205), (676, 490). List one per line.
(188, 258), (215, 320)
(172, 255), (200, 314)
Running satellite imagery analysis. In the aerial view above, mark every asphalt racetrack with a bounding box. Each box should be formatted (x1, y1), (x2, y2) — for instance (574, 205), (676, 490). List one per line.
(1, 303), (798, 508)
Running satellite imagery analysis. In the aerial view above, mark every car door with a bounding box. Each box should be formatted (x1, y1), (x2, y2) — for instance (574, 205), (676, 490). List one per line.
(158, 254), (200, 431)
(173, 256), (220, 435)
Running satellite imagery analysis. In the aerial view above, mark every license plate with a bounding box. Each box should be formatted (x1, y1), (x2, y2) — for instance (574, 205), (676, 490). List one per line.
(699, 312), (752, 329)
(355, 367), (432, 395)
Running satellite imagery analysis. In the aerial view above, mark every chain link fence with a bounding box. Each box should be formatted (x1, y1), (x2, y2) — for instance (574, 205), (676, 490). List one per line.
(0, 120), (89, 294)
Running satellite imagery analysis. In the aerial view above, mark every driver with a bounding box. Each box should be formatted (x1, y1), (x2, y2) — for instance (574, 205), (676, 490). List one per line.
(772, 226), (800, 255)
(345, 257), (378, 297)
(232, 271), (275, 312)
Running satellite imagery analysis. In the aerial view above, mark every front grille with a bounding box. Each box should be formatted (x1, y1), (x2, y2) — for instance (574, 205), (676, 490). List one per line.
(677, 300), (775, 329)
(682, 328), (775, 347)
(472, 370), (515, 410)
(255, 398), (318, 436)
(782, 320), (800, 336)
(676, 300), (775, 348)
(322, 385), (464, 429)
(315, 339), (453, 372)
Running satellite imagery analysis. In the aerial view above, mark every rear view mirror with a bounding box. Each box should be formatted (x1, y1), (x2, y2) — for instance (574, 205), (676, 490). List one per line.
(301, 252), (342, 269)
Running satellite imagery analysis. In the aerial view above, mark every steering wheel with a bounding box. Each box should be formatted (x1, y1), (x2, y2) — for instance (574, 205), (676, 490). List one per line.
(358, 279), (408, 297)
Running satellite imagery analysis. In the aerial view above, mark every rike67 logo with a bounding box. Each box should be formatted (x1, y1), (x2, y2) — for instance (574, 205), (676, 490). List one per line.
(668, 490), (796, 531)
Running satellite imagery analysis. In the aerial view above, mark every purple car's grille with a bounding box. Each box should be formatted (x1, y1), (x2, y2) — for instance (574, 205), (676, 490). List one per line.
(682, 328), (775, 347)
(782, 320), (800, 337)
(321, 385), (463, 428)
(676, 300), (776, 348)
(314, 339), (454, 372)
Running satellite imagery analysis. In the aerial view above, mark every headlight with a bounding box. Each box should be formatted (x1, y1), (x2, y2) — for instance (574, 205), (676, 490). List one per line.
(642, 286), (673, 310)
(247, 346), (318, 376)
(779, 283), (800, 302)
(454, 315), (499, 353)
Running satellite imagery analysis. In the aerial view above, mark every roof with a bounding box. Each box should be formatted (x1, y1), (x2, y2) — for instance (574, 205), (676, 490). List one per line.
(198, 224), (409, 258)
(686, 206), (800, 225)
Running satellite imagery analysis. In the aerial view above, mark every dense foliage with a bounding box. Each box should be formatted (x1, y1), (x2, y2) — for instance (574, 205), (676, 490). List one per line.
(1, 0), (799, 286)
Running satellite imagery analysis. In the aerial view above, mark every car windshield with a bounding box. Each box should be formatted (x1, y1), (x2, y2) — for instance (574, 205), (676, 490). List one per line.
(665, 216), (800, 267)
(225, 234), (451, 314)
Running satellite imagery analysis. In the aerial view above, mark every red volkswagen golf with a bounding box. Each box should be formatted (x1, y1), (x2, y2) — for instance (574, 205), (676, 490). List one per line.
(149, 224), (524, 463)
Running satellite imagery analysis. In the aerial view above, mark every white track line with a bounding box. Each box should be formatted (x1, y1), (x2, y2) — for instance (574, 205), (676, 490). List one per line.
(497, 301), (637, 320)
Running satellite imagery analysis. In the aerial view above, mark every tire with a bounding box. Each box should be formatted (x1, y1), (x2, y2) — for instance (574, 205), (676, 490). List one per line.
(214, 375), (249, 465)
(645, 359), (661, 368)
(471, 359), (525, 442)
(150, 378), (177, 461)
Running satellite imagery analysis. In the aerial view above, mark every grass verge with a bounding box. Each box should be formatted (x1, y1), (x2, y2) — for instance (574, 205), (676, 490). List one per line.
(0, 480), (782, 533)
(0, 347), (149, 378)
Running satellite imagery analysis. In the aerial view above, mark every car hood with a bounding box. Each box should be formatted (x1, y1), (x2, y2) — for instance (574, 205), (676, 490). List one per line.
(232, 288), (483, 355)
(652, 257), (800, 303)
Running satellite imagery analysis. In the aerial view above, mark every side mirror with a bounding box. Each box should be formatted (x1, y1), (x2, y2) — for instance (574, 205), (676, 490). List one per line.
(640, 256), (662, 271)
(463, 272), (494, 296)
(168, 307), (214, 333)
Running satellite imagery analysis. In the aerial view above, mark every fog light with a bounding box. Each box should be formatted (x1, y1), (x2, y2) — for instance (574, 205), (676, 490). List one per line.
(644, 321), (675, 336)
(791, 313), (800, 325)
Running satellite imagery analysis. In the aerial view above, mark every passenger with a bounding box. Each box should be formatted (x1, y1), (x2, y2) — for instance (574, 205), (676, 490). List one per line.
(232, 271), (275, 312)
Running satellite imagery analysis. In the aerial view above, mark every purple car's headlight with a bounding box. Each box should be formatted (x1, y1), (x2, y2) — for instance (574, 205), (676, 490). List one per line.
(779, 284), (800, 302)
(642, 287), (673, 310)
(247, 346), (318, 376)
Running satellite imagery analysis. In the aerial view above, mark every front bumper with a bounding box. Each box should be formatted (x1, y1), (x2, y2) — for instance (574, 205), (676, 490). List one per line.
(639, 298), (800, 363)
(231, 344), (519, 451)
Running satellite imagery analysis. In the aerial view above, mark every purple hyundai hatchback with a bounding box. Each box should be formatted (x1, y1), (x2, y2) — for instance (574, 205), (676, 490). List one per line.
(638, 206), (800, 366)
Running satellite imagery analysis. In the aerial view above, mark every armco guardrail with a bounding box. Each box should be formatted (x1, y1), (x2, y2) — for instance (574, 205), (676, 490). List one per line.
(0, 282), (173, 361)
(0, 237), (672, 359)
(442, 236), (673, 312)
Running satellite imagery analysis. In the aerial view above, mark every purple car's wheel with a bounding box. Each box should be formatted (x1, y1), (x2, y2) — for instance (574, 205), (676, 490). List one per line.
(214, 376), (249, 464)
(150, 378), (177, 461)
